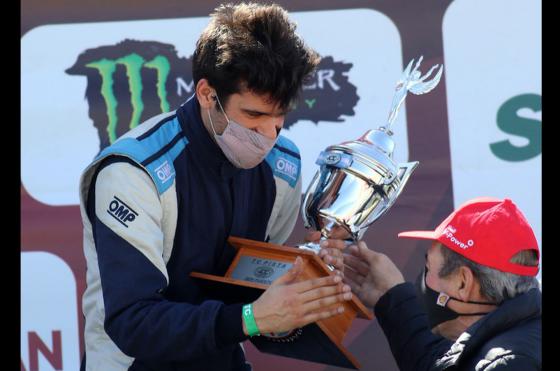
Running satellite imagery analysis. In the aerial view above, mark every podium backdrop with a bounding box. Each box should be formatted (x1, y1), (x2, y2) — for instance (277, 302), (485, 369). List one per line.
(21, 0), (541, 370)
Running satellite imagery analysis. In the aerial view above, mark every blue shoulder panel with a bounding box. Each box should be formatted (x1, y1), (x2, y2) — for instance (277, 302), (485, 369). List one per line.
(94, 116), (188, 195)
(265, 135), (301, 188)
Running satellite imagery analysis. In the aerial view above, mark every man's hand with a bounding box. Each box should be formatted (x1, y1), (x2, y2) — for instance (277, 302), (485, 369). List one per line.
(343, 241), (405, 308)
(304, 227), (350, 276)
(249, 257), (352, 335)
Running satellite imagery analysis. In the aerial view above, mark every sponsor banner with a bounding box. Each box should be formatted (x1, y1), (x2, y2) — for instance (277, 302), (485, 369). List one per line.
(22, 9), (406, 206)
(443, 0), (542, 280)
(21, 252), (80, 370)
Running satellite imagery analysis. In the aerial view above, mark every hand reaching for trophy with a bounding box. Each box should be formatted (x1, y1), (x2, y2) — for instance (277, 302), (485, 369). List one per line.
(244, 256), (353, 336)
(342, 242), (405, 308)
(304, 227), (351, 276)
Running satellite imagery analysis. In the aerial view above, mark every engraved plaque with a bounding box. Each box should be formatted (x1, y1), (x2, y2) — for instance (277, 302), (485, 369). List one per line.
(230, 256), (293, 285)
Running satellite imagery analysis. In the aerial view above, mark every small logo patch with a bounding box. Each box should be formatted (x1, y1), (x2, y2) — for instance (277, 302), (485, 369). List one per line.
(443, 225), (474, 250)
(325, 153), (342, 165)
(107, 196), (139, 227)
(254, 266), (274, 279)
(275, 157), (298, 180)
(155, 161), (174, 183)
(437, 293), (450, 307)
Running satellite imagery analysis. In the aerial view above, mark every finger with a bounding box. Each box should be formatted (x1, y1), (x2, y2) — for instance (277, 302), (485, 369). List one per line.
(304, 230), (321, 243)
(326, 256), (345, 271)
(319, 253), (344, 273)
(319, 249), (343, 267)
(343, 267), (365, 287)
(320, 239), (348, 251)
(347, 244), (361, 257)
(273, 256), (303, 285)
(342, 253), (369, 276)
(300, 304), (346, 325)
(303, 291), (352, 313)
(357, 241), (379, 263)
(327, 226), (352, 240)
(299, 282), (350, 303)
(293, 274), (342, 293)
(319, 247), (343, 259)
(343, 277), (362, 294)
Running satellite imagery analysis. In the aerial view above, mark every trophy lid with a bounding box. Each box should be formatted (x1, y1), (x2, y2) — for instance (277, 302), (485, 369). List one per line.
(320, 56), (443, 183)
(327, 127), (399, 181)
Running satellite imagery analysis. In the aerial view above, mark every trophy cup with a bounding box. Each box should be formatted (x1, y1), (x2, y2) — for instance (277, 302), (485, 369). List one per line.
(299, 55), (444, 253)
(190, 56), (443, 369)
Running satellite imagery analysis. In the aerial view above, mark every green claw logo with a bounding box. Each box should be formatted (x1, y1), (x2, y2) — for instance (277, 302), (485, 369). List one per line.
(84, 54), (171, 142)
(66, 39), (358, 152)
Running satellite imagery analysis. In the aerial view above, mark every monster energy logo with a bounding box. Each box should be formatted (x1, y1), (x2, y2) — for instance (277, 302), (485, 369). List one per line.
(87, 54), (171, 143)
(67, 40), (357, 151)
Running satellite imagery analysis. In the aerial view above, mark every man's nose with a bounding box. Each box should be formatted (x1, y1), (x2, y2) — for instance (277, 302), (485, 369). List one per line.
(261, 117), (284, 139)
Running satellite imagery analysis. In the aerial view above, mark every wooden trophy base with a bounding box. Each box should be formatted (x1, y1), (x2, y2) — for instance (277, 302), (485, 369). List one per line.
(190, 236), (373, 369)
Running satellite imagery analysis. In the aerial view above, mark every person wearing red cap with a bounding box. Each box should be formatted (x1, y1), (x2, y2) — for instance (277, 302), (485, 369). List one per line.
(343, 197), (541, 370)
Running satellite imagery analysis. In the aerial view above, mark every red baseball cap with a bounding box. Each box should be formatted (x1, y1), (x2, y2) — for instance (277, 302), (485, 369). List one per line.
(398, 197), (540, 276)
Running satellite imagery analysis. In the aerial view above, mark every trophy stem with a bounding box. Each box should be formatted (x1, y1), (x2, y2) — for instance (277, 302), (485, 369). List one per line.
(297, 238), (335, 271)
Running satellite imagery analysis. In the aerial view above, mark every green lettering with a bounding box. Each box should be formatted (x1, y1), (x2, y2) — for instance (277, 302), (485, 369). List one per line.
(490, 94), (541, 162)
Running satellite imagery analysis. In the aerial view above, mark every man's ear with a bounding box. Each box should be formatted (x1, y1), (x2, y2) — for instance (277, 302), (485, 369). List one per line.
(196, 78), (215, 110)
(456, 265), (476, 301)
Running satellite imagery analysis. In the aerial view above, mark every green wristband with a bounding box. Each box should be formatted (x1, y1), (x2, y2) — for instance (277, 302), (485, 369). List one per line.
(242, 304), (260, 337)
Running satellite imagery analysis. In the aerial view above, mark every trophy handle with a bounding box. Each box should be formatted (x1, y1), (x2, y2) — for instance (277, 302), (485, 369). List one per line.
(354, 161), (419, 239)
(354, 201), (390, 241)
(301, 170), (321, 228)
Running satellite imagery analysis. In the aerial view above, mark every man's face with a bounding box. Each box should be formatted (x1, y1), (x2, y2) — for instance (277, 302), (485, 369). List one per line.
(213, 89), (289, 140)
(425, 242), (469, 339)
(425, 242), (452, 294)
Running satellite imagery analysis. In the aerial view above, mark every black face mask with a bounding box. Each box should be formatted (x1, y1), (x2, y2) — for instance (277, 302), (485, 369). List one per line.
(415, 267), (498, 329)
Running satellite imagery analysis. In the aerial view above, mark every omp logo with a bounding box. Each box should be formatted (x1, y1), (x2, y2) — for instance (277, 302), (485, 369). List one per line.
(107, 195), (139, 227)
(155, 161), (174, 183)
(66, 40), (358, 152)
(443, 225), (474, 250)
(275, 157), (298, 180)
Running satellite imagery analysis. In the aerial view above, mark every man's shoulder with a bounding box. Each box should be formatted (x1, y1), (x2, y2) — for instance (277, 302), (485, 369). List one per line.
(264, 135), (301, 188)
(274, 135), (301, 157)
(465, 317), (541, 370)
(82, 111), (188, 195)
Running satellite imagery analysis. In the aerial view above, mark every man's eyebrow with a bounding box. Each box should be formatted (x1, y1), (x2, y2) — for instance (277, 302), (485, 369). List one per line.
(241, 108), (289, 116)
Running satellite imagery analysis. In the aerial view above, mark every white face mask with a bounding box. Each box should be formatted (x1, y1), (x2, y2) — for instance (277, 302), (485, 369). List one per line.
(207, 94), (278, 169)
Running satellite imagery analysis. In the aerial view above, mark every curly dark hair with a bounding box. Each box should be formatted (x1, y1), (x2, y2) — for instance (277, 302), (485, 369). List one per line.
(192, 2), (320, 110)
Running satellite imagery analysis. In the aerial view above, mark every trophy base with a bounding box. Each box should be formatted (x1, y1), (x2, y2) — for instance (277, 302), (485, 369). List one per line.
(190, 237), (373, 369)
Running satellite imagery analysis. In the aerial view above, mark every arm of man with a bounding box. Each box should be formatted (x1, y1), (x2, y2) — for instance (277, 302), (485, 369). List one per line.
(265, 174), (302, 245)
(88, 159), (351, 361)
(89, 159), (248, 361)
(476, 354), (540, 371)
(344, 243), (452, 371)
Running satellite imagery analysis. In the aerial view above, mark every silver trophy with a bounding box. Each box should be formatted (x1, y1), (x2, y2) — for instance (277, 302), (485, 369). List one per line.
(299, 56), (444, 254)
